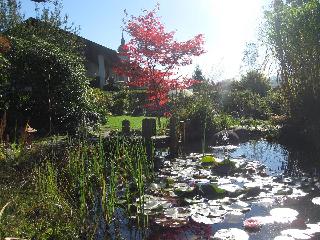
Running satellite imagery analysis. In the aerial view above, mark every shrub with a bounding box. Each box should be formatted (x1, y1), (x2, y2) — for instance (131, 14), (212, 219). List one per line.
(127, 89), (147, 114)
(174, 95), (217, 141)
(212, 113), (240, 131)
(236, 70), (271, 97)
(266, 88), (285, 116)
(88, 88), (113, 123)
(110, 89), (129, 115)
(5, 35), (96, 134)
(223, 90), (271, 120)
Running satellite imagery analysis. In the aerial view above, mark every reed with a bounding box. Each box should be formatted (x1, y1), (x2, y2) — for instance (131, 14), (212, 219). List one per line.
(36, 136), (154, 238)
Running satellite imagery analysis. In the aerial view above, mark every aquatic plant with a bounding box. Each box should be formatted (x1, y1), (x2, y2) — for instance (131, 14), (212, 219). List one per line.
(211, 157), (236, 176)
(243, 218), (262, 231)
(34, 136), (154, 238)
(200, 155), (217, 165)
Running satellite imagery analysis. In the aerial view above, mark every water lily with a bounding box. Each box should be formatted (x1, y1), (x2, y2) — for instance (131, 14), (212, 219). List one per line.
(243, 217), (262, 231)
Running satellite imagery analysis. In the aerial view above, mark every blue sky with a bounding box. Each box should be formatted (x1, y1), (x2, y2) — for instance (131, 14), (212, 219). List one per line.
(21, 0), (271, 81)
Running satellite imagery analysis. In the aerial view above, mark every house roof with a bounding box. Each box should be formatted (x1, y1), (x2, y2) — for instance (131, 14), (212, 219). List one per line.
(80, 37), (119, 66)
(24, 17), (120, 66)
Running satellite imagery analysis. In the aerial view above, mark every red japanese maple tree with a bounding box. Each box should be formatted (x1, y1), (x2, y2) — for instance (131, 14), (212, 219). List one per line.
(114, 5), (205, 115)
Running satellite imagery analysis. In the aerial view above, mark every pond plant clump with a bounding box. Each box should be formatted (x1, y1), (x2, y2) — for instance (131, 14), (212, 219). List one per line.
(2, 137), (320, 239)
(0, 137), (154, 239)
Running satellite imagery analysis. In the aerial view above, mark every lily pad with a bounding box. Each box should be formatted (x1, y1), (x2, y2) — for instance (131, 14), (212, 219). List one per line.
(270, 208), (299, 219)
(288, 189), (308, 198)
(219, 183), (243, 193)
(312, 197), (320, 205)
(212, 159), (237, 175)
(154, 217), (188, 228)
(280, 229), (312, 239)
(191, 213), (223, 225)
(165, 177), (175, 187)
(174, 183), (196, 198)
(189, 203), (226, 218)
(164, 207), (191, 219)
(274, 236), (295, 240)
(268, 208), (299, 224)
(305, 223), (320, 234)
(275, 187), (293, 196)
(224, 211), (245, 223)
(228, 201), (250, 213)
(141, 195), (171, 214)
(212, 228), (249, 240)
(199, 184), (226, 199)
(254, 197), (275, 207)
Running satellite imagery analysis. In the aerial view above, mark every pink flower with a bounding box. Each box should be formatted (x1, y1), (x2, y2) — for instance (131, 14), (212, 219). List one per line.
(243, 218), (262, 231)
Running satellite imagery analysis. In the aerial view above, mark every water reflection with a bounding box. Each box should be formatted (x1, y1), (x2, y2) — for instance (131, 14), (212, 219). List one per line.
(112, 140), (320, 240)
(212, 139), (320, 177)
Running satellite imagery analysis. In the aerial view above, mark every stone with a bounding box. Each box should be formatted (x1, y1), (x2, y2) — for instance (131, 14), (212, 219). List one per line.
(211, 130), (239, 146)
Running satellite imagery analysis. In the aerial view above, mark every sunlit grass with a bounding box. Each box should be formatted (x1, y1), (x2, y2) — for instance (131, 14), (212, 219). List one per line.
(101, 115), (168, 134)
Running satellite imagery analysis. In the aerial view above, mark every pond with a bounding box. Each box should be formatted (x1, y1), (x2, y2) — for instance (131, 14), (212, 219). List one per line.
(110, 139), (320, 240)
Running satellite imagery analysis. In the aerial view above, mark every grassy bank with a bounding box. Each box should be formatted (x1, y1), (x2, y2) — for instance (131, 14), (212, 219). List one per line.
(101, 115), (168, 134)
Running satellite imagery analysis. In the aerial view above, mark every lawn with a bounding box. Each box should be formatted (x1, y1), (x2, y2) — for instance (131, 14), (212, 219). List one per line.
(101, 115), (168, 134)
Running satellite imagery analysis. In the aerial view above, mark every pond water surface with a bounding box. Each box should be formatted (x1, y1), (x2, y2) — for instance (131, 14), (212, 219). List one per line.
(110, 139), (320, 240)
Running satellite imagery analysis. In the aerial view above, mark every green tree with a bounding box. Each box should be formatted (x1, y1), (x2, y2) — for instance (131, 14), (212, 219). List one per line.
(241, 42), (259, 73)
(221, 71), (272, 119)
(0, 0), (23, 33)
(6, 35), (94, 134)
(0, 35), (10, 111)
(236, 70), (271, 97)
(193, 65), (205, 82)
(265, 0), (320, 124)
(1, 0), (97, 135)
(192, 65), (206, 93)
(223, 90), (271, 120)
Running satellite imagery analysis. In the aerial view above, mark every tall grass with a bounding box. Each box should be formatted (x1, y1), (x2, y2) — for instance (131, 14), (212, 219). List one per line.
(36, 136), (154, 238)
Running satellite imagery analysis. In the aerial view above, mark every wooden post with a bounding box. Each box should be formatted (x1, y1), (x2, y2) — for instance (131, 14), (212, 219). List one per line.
(179, 121), (186, 157)
(142, 118), (156, 138)
(169, 116), (178, 158)
(142, 118), (156, 164)
(122, 119), (130, 135)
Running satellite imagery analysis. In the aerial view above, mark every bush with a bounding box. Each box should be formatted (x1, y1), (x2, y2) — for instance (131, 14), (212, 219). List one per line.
(174, 95), (217, 141)
(266, 88), (285, 116)
(219, 70), (274, 120)
(88, 88), (113, 123)
(5, 35), (96, 134)
(127, 89), (147, 114)
(223, 90), (271, 120)
(110, 89), (129, 115)
(236, 70), (271, 97)
(212, 113), (240, 131)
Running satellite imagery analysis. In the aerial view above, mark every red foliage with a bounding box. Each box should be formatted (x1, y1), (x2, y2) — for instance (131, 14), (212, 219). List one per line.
(114, 5), (205, 111)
